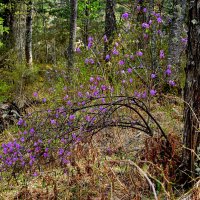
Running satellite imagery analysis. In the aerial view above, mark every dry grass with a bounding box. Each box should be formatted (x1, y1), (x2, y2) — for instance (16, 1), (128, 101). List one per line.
(1, 95), (199, 200)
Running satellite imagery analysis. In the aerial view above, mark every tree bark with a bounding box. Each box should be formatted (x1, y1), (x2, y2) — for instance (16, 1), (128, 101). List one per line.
(83, 0), (89, 47)
(25, 0), (33, 66)
(183, 0), (200, 184)
(104, 0), (116, 57)
(67, 0), (78, 69)
(2, 0), (15, 49)
(168, 0), (187, 71)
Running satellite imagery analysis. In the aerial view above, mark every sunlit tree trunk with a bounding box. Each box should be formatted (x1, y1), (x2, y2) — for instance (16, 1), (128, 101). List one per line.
(183, 0), (200, 185)
(25, 0), (33, 66)
(104, 0), (116, 57)
(15, 2), (26, 63)
(67, 0), (78, 69)
(168, 0), (186, 71)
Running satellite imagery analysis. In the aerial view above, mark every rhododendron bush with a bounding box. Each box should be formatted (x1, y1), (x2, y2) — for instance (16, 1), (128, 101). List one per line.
(0, 2), (188, 196)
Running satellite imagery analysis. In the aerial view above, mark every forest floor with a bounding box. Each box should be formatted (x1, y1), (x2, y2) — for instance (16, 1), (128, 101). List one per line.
(1, 94), (199, 200)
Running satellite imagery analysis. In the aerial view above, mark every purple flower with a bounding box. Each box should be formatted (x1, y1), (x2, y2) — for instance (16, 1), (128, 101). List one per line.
(58, 148), (64, 155)
(143, 33), (148, 39)
(134, 91), (141, 98)
(85, 115), (91, 122)
(157, 17), (162, 23)
(33, 172), (38, 177)
(88, 36), (93, 43)
(62, 159), (70, 164)
(87, 36), (93, 49)
(33, 92), (38, 98)
(17, 118), (23, 126)
(142, 91), (147, 98)
(121, 70), (125, 74)
(137, 6), (141, 11)
(101, 98), (106, 103)
(30, 128), (35, 134)
(118, 60), (125, 65)
(165, 68), (172, 76)
(105, 54), (110, 61)
(157, 30), (162, 35)
(93, 90), (99, 97)
(129, 78), (133, 83)
(127, 68), (132, 73)
(112, 48), (119, 55)
(160, 50), (165, 59)
(155, 13), (161, 17)
(63, 95), (69, 100)
(143, 7), (147, 13)
(103, 35), (108, 42)
(115, 42), (119, 47)
(142, 22), (150, 29)
(89, 58), (95, 64)
(42, 98), (47, 103)
(75, 47), (81, 53)
(88, 42), (92, 49)
(169, 80), (176, 86)
(69, 114), (75, 121)
(136, 51), (143, 56)
(130, 55), (134, 60)
(101, 85), (107, 91)
(96, 76), (101, 81)
(151, 73), (156, 79)
(85, 58), (89, 64)
(43, 152), (48, 158)
(78, 92), (83, 97)
(67, 100), (72, 106)
(50, 119), (56, 125)
(150, 89), (157, 96)
(122, 12), (129, 19)
(90, 77), (94, 82)
(181, 37), (188, 44)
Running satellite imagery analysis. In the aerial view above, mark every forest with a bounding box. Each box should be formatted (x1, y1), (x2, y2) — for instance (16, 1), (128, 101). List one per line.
(0, 0), (199, 199)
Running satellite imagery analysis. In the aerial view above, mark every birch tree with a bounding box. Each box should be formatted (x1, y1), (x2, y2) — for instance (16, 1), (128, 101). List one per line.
(25, 0), (33, 66)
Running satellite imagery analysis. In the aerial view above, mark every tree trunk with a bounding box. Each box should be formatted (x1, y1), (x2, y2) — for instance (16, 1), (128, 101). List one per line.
(25, 0), (33, 66)
(67, 0), (78, 69)
(15, 2), (26, 63)
(148, 0), (157, 72)
(104, 0), (116, 57)
(183, 0), (200, 184)
(2, 0), (15, 49)
(83, 0), (89, 47)
(167, 0), (186, 72)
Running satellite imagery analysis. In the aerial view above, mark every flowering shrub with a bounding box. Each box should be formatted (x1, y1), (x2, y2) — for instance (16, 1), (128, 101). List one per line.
(0, 92), (172, 179)
(0, 2), (187, 184)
